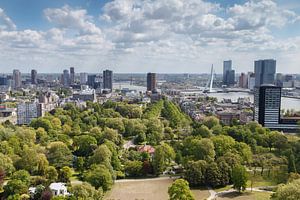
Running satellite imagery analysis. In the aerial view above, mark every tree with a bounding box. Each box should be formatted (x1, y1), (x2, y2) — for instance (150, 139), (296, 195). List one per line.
(203, 116), (219, 129)
(89, 144), (112, 168)
(58, 166), (72, 183)
(11, 170), (31, 186)
(84, 164), (113, 191)
(4, 179), (28, 197)
(192, 125), (211, 138)
(124, 160), (143, 177)
(30, 118), (53, 132)
(212, 135), (235, 157)
(71, 182), (103, 200)
(205, 163), (221, 188)
(47, 142), (73, 168)
(152, 143), (175, 175)
(0, 168), (5, 192)
(272, 179), (300, 200)
(168, 179), (195, 200)
(45, 166), (58, 183)
(190, 138), (215, 162)
(0, 153), (15, 175)
(73, 135), (97, 157)
(232, 165), (248, 193)
(184, 160), (207, 186)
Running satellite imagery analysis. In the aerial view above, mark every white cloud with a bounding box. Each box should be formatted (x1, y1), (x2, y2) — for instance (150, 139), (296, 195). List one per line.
(0, 8), (16, 30)
(44, 5), (102, 35)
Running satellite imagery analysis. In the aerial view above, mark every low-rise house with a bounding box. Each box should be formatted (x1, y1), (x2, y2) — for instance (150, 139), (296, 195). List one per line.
(49, 182), (69, 196)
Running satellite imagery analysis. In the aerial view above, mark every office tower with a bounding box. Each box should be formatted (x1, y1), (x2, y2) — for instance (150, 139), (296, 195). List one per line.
(13, 69), (21, 89)
(239, 73), (248, 88)
(103, 70), (113, 91)
(31, 69), (37, 84)
(254, 59), (276, 86)
(223, 60), (235, 86)
(147, 72), (157, 92)
(0, 76), (7, 85)
(62, 69), (70, 87)
(275, 73), (284, 87)
(248, 72), (255, 90)
(80, 73), (88, 84)
(87, 75), (96, 89)
(70, 67), (75, 84)
(17, 102), (43, 125)
(254, 85), (281, 128)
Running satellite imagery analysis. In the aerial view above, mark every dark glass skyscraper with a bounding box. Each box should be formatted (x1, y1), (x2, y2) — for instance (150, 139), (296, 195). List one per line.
(103, 70), (113, 91)
(254, 85), (281, 127)
(223, 60), (235, 86)
(147, 72), (157, 92)
(254, 59), (276, 87)
(70, 67), (75, 84)
(31, 69), (37, 84)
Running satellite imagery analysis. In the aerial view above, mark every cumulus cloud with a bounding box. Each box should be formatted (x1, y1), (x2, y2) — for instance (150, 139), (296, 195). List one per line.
(0, 8), (16, 30)
(0, 1), (300, 73)
(44, 5), (102, 35)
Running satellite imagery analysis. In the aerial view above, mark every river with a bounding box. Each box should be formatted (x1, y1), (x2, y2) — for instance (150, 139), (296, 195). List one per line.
(207, 92), (300, 111)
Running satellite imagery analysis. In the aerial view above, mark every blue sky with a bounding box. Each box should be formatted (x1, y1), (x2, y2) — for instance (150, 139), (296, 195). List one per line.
(0, 0), (299, 73)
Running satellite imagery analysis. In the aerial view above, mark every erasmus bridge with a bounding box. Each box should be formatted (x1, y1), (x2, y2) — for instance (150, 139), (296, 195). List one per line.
(203, 64), (216, 93)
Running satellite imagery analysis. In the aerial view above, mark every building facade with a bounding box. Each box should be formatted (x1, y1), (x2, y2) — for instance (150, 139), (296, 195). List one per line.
(31, 69), (37, 85)
(13, 69), (21, 89)
(62, 69), (70, 87)
(223, 60), (235, 86)
(80, 73), (88, 85)
(103, 70), (113, 91)
(254, 59), (276, 87)
(70, 67), (75, 85)
(147, 72), (157, 93)
(17, 102), (43, 125)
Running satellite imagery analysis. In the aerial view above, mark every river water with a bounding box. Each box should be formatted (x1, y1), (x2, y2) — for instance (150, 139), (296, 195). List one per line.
(208, 92), (300, 111)
(114, 82), (300, 111)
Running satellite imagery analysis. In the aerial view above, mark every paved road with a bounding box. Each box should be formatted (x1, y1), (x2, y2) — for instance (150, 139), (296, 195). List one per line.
(115, 176), (179, 183)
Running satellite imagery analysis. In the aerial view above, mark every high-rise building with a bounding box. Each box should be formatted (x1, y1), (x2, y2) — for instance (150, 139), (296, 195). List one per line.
(103, 70), (113, 91)
(0, 76), (7, 86)
(80, 73), (88, 85)
(147, 72), (157, 92)
(87, 75), (96, 89)
(70, 67), (75, 84)
(17, 102), (43, 125)
(254, 85), (281, 128)
(254, 59), (276, 86)
(248, 72), (255, 90)
(239, 73), (248, 88)
(13, 69), (21, 89)
(223, 60), (235, 86)
(31, 69), (37, 85)
(62, 69), (70, 87)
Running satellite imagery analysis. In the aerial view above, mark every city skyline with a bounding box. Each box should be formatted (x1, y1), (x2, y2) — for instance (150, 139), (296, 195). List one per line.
(0, 0), (300, 73)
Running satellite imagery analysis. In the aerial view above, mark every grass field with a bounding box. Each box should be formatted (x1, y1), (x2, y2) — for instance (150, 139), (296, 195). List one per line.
(104, 178), (210, 200)
(217, 191), (271, 200)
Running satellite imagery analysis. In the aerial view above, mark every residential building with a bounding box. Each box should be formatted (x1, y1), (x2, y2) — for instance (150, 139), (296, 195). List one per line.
(0, 76), (7, 86)
(80, 72), (88, 84)
(72, 88), (96, 102)
(49, 183), (69, 197)
(70, 67), (75, 84)
(254, 59), (276, 86)
(62, 69), (70, 87)
(13, 69), (21, 89)
(31, 69), (37, 85)
(17, 102), (43, 125)
(239, 73), (248, 88)
(147, 72), (157, 93)
(248, 72), (255, 90)
(103, 70), (113, 91)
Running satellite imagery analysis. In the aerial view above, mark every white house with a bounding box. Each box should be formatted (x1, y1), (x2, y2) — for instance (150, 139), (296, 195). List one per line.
(49, 182), (69, 196)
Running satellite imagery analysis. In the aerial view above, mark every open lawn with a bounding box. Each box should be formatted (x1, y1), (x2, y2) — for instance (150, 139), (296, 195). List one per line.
(105, 178), (210, 200)
(217, 191), (271, 200)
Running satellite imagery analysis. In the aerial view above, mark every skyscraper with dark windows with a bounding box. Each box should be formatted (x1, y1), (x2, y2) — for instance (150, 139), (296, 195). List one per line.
(87, 75), (96, 89)
(62, 69), (70, 87)
(223, 60), (235, 86)
(103, 70), (113, 91)
(147, 72), (157, 93)
(70, 67), (75, 84)
(254, 59), (276, 87)
(254, 85), (281, 128)
(13, 69), (21, 89)
(31, 69), (37, 85)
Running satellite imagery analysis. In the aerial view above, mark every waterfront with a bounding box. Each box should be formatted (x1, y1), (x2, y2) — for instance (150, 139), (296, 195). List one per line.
(208, 92), (300, 111)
